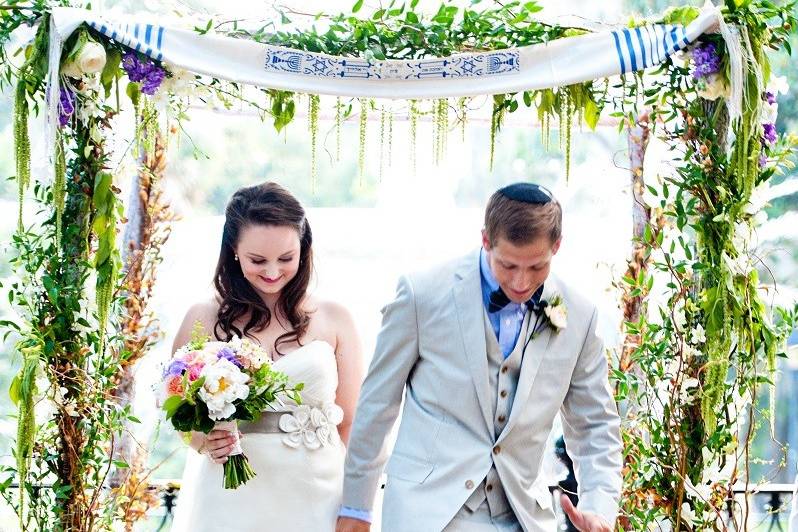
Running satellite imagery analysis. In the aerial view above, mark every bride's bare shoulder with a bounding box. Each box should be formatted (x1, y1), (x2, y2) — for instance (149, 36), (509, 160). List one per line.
(310, 298), (355, 330)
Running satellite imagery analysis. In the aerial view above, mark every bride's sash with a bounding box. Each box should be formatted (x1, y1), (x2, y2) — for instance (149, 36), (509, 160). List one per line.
(239, 411), (288, 434)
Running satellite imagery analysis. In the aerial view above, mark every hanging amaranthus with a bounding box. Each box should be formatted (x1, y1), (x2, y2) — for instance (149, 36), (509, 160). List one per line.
(10, 336), (41, 530)
(489, 95), (507, 172)
(93, 170), (122, 355)
(458, 97), (468, 142)
(54, 135), (66, 248)
(387, 109), (394, 167)
(358, 98), (368, 183)
(335, 97), (343, 162)
(409, 99), (418, 174)
(14, 81), (30, 233)
(12, 19), (47, 234)
(379, 105), (386, 181)
(308, 94), (320, 190)
(434, 98), (448, 165)
(558, 87), (574, 179)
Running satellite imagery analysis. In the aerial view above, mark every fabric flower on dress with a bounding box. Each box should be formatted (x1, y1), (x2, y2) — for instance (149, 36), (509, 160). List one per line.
(279, 403), (344, 450)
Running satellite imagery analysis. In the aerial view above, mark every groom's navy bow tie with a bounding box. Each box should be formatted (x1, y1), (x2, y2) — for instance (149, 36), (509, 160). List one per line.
(488, 286), (546, 315)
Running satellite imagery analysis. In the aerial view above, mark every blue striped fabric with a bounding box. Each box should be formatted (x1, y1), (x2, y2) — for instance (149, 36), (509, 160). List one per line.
(88, 20), (165, 61)
(611, 23), (690, 74)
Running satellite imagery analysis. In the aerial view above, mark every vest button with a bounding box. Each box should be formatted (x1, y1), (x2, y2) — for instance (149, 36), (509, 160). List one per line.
(501, 367), (509, 374)
(493, 445), (501, 455)
(486, 483), (494, 492)
(497, 415), (506, 423)
(465, 480), (475, 490)
(500, 390), (508, 398)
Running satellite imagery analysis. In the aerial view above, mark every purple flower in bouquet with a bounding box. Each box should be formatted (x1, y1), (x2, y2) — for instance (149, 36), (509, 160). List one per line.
(59, 86), (75, 127)
(758, 154), (768, 168)
(762, 123), (777, 146)
(164, 359), (188, 378)
(691, 42), (721, 80)
(217, 347), (244, 369)
(122, 51), (166, 95)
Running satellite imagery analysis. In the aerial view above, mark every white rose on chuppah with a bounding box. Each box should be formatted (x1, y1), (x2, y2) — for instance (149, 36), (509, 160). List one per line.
(62, 39), (107, 78)
(767, 75), (789, 96)
(76, 41), (107, 74)
(696, 73), (730, 101)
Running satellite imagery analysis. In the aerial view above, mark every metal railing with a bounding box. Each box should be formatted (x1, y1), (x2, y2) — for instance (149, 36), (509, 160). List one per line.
(6, 481), (796, 531)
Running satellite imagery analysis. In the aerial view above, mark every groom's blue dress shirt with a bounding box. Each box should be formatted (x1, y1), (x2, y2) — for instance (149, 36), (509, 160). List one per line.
(339, 250), (536, 522)
(479, 248), (532, 358)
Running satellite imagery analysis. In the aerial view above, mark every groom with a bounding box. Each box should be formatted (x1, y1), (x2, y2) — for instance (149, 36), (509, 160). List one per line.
(337, 183), (622, 531)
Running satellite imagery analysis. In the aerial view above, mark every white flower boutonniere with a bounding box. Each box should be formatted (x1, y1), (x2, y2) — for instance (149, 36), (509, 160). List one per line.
(543, 294), (567, 331)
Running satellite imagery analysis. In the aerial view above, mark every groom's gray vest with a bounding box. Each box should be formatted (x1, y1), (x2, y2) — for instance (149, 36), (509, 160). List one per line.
(459, 310), (533, 521)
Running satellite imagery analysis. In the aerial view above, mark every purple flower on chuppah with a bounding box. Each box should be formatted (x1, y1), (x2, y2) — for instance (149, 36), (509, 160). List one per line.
(58, 86), (75, 127)
(762, 123), (777, 146)
(122, 51), (166, 95)
(691, 42), (721, 80)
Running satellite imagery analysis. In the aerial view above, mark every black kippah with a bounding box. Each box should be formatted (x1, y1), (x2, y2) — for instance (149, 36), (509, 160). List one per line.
(498, 183), (554, 204)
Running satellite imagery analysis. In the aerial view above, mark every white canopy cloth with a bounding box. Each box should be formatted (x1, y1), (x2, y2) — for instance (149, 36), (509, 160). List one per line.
(50, 6), (720, 99)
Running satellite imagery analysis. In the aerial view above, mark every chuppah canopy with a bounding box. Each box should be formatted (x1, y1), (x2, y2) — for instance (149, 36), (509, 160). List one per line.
(49, 5), (721, 99)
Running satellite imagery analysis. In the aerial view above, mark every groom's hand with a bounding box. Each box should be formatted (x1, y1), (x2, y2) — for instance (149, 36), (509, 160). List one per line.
(560, 494), (613, 532)
(335, 517), (370, 532)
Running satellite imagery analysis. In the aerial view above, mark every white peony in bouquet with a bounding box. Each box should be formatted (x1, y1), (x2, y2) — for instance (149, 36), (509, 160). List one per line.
(160, 325), (303, 488)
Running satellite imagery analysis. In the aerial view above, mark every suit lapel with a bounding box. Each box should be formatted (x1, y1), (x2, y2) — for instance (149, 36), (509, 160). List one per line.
(451, 251), (494, 433)
(498, 277), (560, 440)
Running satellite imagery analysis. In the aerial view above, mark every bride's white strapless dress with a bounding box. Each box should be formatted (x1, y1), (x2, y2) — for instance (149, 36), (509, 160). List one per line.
(170, 341), (345, 532)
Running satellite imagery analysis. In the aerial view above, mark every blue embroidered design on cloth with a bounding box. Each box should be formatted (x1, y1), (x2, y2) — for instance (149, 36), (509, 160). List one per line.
(263, 47), (520, 80)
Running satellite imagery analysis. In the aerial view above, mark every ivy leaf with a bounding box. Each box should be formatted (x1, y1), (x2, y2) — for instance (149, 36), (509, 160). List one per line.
(125, 82), (140, 107)
(101, 48), (121, 96)
(9, 375), (21, 405)
(584, 98), (599, 130)
(352, 0), (364, 13)
(163, 395), (186, 420)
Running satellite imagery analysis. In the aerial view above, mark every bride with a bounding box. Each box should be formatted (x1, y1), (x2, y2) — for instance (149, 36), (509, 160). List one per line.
(169, 182), (364, 531)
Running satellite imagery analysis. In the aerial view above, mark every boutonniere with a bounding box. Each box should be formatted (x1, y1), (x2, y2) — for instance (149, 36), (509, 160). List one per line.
(542, 294), (567, 331)
(524, 293), (567, 350)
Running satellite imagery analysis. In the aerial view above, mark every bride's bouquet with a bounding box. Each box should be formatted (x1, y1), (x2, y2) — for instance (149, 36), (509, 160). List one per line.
(160, 325), (303, 489)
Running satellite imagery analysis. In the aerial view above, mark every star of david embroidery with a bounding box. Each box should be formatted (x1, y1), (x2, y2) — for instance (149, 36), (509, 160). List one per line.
(311, 58), (328, 74)
(461, 58), (476, 74)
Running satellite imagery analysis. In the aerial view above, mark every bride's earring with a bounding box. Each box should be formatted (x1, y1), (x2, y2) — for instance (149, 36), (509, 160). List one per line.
(234, 254), (239, 261)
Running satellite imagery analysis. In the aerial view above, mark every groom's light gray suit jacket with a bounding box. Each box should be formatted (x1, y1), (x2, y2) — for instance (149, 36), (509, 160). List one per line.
(343, 251), (622, 531)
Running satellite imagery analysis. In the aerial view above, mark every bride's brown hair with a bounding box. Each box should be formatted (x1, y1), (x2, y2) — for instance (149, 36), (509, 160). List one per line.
(213, 182), (313, 355)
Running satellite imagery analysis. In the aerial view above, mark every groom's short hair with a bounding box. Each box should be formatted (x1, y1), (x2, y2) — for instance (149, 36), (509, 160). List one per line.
(484, 186), (562, 246)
